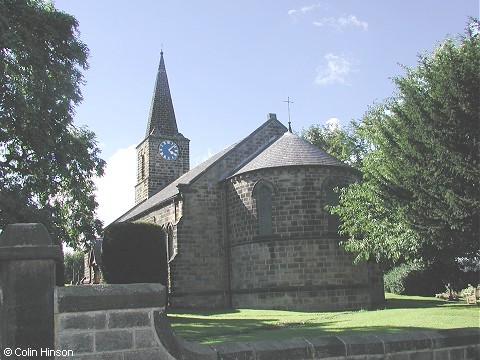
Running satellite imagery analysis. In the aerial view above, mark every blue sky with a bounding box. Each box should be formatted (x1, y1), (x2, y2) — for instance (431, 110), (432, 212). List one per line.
(53, 0), (478, 224)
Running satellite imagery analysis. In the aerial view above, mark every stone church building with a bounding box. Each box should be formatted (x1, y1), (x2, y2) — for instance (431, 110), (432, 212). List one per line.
(116, 52), (384, 310)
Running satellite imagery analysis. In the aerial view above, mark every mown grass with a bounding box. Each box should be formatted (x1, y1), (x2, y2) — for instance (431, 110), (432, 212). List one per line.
(168, 293), (480, 344)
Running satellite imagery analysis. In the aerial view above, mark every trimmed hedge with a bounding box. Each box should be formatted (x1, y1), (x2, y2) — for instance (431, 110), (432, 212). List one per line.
(101, 222), (168, 285)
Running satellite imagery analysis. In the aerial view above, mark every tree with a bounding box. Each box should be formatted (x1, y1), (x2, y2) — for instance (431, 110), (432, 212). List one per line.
(0, 0), (105, 249)
(332, 19), (480, 271)
(301, 121), (368, 169)
(64, 251), (84, 285)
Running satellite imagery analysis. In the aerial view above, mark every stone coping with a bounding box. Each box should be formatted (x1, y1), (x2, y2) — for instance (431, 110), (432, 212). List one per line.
(56, 283), (166, 313)
(0, 223), (63, 261)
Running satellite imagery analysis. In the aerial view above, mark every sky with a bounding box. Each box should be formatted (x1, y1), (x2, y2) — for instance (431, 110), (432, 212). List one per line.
(53, 0), (478, 225)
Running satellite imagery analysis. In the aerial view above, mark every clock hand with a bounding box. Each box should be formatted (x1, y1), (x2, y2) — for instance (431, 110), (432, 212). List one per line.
(168, 145), (177, 155)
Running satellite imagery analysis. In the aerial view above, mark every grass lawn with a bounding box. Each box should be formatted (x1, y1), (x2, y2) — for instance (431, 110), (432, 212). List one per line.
(168, 293), (480, 344)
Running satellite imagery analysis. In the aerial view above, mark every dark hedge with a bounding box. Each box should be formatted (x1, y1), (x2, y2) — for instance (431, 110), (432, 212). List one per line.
(101, 222), (167, 285)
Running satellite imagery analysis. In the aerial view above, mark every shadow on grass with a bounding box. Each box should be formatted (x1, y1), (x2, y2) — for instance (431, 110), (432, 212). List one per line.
(375, 297), (448, 310)
(375, 294), (477, 310)
(168, 295), (477, 344)
(169, 315), (454, 344)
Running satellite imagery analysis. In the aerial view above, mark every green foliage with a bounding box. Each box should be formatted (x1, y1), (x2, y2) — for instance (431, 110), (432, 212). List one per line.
(101, 222), (168, 285)
(332, 19), (480, 266)
(384, 262), (444, 296)
(301, 121), (368, 168)
(64, 251), (84, 285)
(0, 0), (105, 249)
(459, 284), (480, 299)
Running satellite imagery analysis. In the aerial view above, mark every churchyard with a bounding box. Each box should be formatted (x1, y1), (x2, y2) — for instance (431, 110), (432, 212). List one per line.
(169, 293), (480, 344)
(1, 0), (478, 358)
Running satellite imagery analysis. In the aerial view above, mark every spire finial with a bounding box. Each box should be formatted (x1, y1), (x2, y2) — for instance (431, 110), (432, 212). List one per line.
(284, 97), (294, 133)
(160, 43), (164, 56)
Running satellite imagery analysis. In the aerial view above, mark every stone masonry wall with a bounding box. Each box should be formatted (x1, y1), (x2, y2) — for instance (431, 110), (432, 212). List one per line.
(135, 133), (190, 204)
(55, 284), (175, 359)
(230, 238), (371, 310)
(227, 166), (356, 244)
(134, 199), (179, 256)
(226, 166), (377, 310)
(179, 328), (480, 360)
(133, 118), (287, 308)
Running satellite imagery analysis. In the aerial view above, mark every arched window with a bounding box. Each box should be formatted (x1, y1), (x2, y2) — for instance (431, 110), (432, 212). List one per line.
(325, 181), (341, 234)
(140, 154), (145, 179)
(166, 225), (174, 261)
(254, 182), (273, 236)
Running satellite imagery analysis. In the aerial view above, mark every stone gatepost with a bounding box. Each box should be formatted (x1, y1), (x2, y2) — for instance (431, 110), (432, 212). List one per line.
(0, 223), (62, 359)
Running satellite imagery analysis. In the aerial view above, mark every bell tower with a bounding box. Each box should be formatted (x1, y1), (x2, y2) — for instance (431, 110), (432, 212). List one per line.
(135, 51), (190, 204)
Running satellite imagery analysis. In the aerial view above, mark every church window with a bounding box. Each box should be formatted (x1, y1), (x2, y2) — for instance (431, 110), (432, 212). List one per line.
(167, 225), (174, 261)
(325, 184), (340, 234)
(256, 185), (273, 236)
(140, 154), (145, 179)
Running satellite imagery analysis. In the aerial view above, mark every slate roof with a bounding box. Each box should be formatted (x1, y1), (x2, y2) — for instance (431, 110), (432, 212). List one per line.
(229, 131), (348, 177)
(145, 51), (178, 137)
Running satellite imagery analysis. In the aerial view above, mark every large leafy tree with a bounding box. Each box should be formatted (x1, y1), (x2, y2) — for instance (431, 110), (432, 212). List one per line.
(333, 19), (480, 269)
(301, 121), (368, 169)
(0, 0), (105, 249)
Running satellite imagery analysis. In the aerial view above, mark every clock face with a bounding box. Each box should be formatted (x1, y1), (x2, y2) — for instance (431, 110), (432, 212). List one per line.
(158, 140), (179, 160)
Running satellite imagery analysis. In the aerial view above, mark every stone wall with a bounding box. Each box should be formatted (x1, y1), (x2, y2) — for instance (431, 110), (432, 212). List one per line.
(55, 283), (175, 359)
(132, 117), (287, 309)
(229, 238), (371, 310)
(225, 166), (382, 310)
(135, 133), (190, 205)
(187, 328), (480, 360)
(227, 166), (356, 244)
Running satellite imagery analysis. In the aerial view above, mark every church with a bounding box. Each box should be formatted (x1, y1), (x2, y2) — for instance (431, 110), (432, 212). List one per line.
(116, 52), (384, 310)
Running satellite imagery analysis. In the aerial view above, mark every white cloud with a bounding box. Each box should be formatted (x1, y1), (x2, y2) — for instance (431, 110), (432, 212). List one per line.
(94, 145), (136, 225)
(287, 3), (328, 17)
(300, 3), (324, 13)
(326, 117), (340, 131)
(192, 147), (214, 167)
(315, 53), (354, 85)
(313, 14), (368, 31)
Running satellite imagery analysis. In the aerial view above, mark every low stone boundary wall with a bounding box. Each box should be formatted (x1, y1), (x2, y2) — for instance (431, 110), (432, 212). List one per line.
(156, 316), (480, 360)
(55, 283), (175, 359)
(206, 328), (480, 359)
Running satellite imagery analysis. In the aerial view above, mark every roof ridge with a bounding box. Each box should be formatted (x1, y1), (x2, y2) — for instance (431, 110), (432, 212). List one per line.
(183, 117), (286, 186)
(220, 135), (280, 181)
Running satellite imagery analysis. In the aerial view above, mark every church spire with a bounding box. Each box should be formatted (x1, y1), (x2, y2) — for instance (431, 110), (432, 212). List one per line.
(145, 51), (178, 137)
